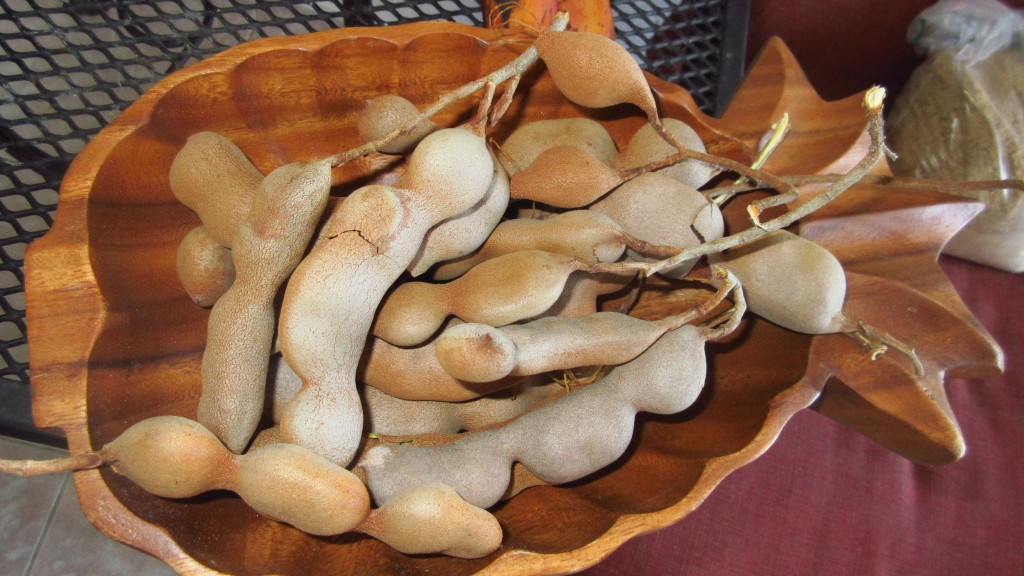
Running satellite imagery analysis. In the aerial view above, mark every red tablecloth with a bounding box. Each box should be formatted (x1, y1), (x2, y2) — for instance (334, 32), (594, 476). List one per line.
(583, 257), (1023, 575)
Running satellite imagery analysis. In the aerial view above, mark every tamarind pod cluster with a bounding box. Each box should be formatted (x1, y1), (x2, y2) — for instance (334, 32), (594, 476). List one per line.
(360, 324), (711, 509)
(197, 160), (332, 453)
(592, 172), (724, 278)
(98, 416), (370, 536)
(432, 210), (629, 281)
(359, 328), (525, 402)
(617, 118), (716, 189)
(278, 128), (494, 464)
(357, 94), (438, 155)
(175, 226), (235, 307)
(535, 29), (659, 122)
(407, 154), (510, 277)
(712, 230), (849, 334)
(498, 117), (618, 175)
(169, 132), (263, 248)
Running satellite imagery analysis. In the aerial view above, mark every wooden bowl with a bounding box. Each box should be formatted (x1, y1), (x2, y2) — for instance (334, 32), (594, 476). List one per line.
(24, 22), (1001, 576)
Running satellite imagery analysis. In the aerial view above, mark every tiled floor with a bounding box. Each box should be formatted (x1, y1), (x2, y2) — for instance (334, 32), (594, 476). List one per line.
(0, 435), (176, 576)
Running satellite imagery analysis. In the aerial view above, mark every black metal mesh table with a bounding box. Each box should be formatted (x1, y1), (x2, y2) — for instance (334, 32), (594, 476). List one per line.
(0, 0), (749, 445)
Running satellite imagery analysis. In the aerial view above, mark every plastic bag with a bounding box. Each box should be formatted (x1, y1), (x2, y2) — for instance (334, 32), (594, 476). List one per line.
(888, 0), (1024, 272)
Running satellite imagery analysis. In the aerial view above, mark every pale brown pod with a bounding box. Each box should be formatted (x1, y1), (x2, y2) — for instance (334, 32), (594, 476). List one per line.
(618, 118), (716, 188)
(498, 117), (618, 175)
(356, 483), (503, 559)
(407, 153), (510, 277)
(509, 144), (622, 208)
(592, 171), (724, 278)
(433, 210), (628, 281)
(535, 29), (659, 121)
(197, 160), (332, 454)
(176, 225), (235, 307)
(169, 131), (263, 248)
(712, 230), (850, 334)
(358, 94), (437, 154)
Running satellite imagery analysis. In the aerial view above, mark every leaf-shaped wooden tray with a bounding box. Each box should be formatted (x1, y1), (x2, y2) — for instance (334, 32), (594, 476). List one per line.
(23, 23), (1001, 576)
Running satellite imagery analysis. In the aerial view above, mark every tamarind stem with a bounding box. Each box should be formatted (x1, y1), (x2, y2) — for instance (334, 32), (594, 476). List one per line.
(0, 452), (104, 477)
(698, 271), (747, 342)
(327, 12), (570, 167)
(489, 73), (521, 127)
(849, 320), (925, 377)
(714, 113), (791, 206)
(642, 87), (889, 277)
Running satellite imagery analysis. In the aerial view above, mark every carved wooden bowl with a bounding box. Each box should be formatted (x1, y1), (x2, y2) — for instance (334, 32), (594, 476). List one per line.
(24, 22), (1002, 576)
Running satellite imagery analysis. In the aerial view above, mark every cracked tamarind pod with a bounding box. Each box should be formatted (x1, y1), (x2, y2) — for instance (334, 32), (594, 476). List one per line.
(197, 160), (331, 454)
(433, 270), (736, 383)
(169, 131), (264, 248)
(358, 288), (745, 509)
(176, 225), (235, 307)
(591, 171), (724, 278)
(357, 94), (438, 154)
(407, 152), (510, 277)
(373, 249), (636, 348)
(618, 118), (716, 189)
(497, 117), (618, 175)
(277, 127), (494, 465)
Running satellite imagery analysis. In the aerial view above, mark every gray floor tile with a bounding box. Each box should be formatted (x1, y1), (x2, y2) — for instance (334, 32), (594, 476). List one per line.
(0, 437), (67, 576)
(27, 475), (177, 576)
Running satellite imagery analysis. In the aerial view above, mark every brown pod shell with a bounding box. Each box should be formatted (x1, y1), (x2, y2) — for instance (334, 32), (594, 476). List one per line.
(618, 118), (715, 188)
(714, 230), (847, 334)
(169, 131), (263, 248)
(499, 117), (618, 175)
(509, 145), (622, 208)
(176, 225), (235, 307)
(358, 94), (437, 154)
(535, 29), (658, 119)
(235, 443), (370, 536)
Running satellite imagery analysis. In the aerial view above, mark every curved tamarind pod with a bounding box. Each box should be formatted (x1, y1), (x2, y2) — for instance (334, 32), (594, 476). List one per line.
(363, 378), (563, 436)
(176, 225), (235, 307)
(358, 94), (437, 155)
(592, 172), (724, 278)
(374, 249), (607, 347)
(509, 144), (622, 208)
(435, 273), (733, 383)
(407, 153), (510, 277)
(618, 118), (715, 189)
(498, 117), (618, 175)
(356, 482), (503, 559)
(169, 131), (263, 248)
(197, 160), (331, 453)
(433, 210), (628, 281)
(361, 323), (717, 509)
(711, 230), (849, 334)
(543, 271), (635, 318)
(535, 29), (659, 121)
(360, 326), (524, 402)
(279, 128), (494, 464)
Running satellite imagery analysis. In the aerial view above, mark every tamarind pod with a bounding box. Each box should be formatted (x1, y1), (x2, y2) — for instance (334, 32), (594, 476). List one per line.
(498, 117), (618, 176)
(617, 118), (716, 189)
(235, 443), (370, 536)
(591, 172), (724, 278)
(433, 210), (628, 281)
(169, 131), (263, 248)
(374, 250), (592, 347)
(407, 154), (510, 277)
(535, 29), (658, 121)
(176, 225), (235, 307)
(356, 483), (503, 559)
(197, 160), (331, 454)
(279, 128), (494, 464)
(363, 378), (562, 436)
(357, 94), (437, 154)
(712, 230), (848, 334)
(543, 271), (634, 318)
(509, 144), (622, 208)
(360, 329), (524, 402)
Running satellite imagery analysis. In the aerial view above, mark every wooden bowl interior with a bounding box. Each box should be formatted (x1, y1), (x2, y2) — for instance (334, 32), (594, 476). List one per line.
(80, 25), (809, 575)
